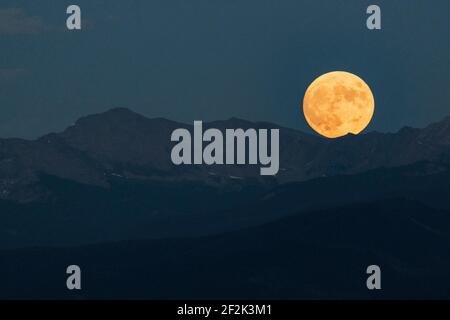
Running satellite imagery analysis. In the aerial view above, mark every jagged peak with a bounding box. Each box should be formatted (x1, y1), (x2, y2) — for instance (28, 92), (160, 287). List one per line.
(68, 107), (182, 130)
(74, 107), (143, 124)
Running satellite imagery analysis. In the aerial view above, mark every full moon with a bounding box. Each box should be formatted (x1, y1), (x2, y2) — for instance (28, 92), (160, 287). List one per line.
(303, 71), (375, 138)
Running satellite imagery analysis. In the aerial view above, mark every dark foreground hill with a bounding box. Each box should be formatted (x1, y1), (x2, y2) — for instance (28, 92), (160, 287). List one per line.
(1, 198), (449, 299)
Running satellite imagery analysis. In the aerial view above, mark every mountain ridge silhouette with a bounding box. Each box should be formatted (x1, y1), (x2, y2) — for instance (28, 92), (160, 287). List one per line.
(2, 107), (450, 202)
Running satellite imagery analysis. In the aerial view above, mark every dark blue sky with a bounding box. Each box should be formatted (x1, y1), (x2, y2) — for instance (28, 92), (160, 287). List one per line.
(0, 0), (449, 138)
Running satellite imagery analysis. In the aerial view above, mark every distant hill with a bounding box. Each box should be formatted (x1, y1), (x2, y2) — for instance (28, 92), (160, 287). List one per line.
(2, 160), (450, 249)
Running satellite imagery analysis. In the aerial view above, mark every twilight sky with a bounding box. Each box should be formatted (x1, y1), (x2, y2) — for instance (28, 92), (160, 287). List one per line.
(0, 0), (449, 138)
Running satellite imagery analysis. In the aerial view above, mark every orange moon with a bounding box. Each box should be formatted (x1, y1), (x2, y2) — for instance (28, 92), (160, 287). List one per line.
(303, 71), (375, 138)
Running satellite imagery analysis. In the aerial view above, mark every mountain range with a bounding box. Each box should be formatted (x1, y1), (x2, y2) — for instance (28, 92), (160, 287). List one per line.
(2, 109), (450, 248)
(1, 108), (450, 298)
(2, 107), (450, 203)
